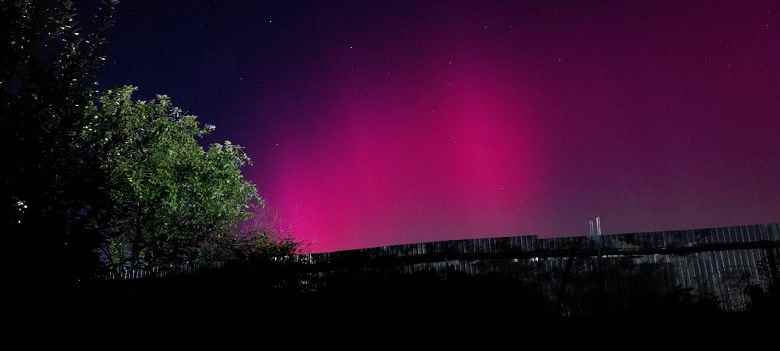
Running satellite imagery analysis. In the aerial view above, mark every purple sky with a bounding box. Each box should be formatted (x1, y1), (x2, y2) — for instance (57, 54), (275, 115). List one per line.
(103, 1), (780, 252)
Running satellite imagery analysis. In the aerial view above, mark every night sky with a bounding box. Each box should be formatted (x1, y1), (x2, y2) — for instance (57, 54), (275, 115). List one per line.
(101, 0), (780, 252)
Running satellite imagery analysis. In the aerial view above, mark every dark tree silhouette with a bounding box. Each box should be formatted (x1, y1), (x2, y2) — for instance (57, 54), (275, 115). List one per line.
(1, 0), (118, 293)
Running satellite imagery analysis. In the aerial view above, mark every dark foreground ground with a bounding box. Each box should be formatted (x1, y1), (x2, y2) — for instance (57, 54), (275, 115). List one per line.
(55, 262), (778, 325)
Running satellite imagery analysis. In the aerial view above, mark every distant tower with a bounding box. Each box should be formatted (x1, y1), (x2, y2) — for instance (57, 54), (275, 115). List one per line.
(587, 216), (603, 237)
(595, 216), (602, 236)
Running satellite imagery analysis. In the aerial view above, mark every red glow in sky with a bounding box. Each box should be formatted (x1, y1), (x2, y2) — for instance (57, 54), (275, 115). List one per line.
(246, 1), (780, 252)
(104, 1), (780, 252)
(263, 61), (544, 251)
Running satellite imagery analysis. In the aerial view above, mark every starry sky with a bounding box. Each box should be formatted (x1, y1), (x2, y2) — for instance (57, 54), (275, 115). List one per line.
(101, 0), (780, 252)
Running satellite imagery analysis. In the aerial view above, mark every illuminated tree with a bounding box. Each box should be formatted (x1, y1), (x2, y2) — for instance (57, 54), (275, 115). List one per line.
(84, 86), (262, 270)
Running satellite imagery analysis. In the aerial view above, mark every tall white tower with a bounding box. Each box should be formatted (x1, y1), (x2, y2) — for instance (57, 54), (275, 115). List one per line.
(587, 216), (603, 237)
(595, 216), (602, 236)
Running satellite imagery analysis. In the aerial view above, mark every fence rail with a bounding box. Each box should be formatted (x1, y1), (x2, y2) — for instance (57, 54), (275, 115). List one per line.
(98, 223), (780, 312)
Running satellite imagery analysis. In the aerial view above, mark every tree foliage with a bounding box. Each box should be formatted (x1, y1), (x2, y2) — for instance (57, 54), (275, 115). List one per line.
(1, 2), (287, 289)
(85, 86), (262, 270)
